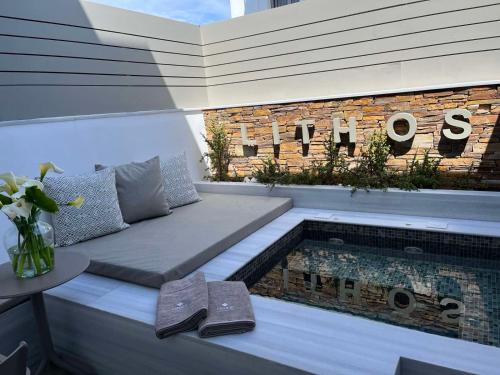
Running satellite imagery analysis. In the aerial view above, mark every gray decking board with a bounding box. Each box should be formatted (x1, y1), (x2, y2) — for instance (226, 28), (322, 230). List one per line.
(45, 208), (500, 375)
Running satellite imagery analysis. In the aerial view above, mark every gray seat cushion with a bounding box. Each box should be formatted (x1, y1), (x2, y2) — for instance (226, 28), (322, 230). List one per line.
(64, 193), (292, 288)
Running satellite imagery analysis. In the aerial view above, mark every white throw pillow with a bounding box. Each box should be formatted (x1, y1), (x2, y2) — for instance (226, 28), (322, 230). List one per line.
(44, 169), (129, 246)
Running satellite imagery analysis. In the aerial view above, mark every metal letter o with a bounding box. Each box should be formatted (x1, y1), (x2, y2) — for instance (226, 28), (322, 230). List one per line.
(386, 113), (417, 142)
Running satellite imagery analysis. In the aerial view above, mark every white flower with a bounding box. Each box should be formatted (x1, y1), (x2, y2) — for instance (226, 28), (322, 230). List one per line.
(0, 184), (11, 194)
(0, 172), (19, 195)
(10, 179), (45, 200)
(39, 162), (64, 181)
(11, 190), (26, 200)
(22, 179), (44, 190)
(1, 199), (33, 220)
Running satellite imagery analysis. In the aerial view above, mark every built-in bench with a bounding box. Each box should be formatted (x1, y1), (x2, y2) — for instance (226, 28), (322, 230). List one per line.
(65, 193), (292, 288)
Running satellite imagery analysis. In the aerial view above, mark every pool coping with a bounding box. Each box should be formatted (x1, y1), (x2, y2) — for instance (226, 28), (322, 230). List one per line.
(46, 208), (500, 375)
(195, 181), (500, 222)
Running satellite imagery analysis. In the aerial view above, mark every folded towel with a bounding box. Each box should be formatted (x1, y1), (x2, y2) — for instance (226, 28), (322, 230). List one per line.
(155, 272), (208, 339)
(198, 281), (256, 338)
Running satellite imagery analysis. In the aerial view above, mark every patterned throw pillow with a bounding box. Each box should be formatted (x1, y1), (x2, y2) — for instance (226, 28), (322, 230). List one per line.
(44, 169), (129, 247)
(160, 153), (201, 208)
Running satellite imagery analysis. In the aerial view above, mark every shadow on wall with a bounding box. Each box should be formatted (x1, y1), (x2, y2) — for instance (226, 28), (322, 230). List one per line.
(0, 0), (209, 252)
(478, 114), (500, 184)
(437, 116), (468, 158)
(0, 0), (187, 121)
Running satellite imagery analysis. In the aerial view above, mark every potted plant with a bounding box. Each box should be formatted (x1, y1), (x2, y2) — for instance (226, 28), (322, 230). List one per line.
(0, 162), (83, 278)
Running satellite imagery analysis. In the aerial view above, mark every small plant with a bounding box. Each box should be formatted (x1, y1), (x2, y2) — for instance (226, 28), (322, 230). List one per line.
(201, 120), (233, 182)
(314, 132), (348, 184)
(252, 157), (290, 188)
(250, 128), (485, 192)
(348, 130), (395, 191)
(440, 165), (484, 190)
(398, 150), (441, 190)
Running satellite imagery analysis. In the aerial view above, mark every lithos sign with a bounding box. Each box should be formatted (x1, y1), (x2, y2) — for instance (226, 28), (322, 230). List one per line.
(240, 108), (472, 147)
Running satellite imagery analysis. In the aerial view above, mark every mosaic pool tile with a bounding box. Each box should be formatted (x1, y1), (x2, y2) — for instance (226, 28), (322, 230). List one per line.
(229, 221), (500, 348)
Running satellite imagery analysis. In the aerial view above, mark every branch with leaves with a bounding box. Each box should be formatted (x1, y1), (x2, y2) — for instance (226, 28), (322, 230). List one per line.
(201, 120), (233, 182)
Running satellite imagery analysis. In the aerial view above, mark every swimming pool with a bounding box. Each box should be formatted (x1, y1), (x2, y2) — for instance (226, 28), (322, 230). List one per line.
(230, 220), (500, 347)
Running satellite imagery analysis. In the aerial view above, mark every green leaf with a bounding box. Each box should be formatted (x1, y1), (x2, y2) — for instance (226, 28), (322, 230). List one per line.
(0, 194), (12, 205)
(24, 187), (59, 213)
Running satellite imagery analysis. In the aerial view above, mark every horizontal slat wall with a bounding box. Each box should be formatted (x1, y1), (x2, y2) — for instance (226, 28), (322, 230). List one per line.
(2, 0), (500, 121)
(201, 0), (500, 106)
(0, 0), (207, 121)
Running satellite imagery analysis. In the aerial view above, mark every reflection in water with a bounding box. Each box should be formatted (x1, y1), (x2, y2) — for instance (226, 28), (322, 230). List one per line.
(251, 239), (499, 347)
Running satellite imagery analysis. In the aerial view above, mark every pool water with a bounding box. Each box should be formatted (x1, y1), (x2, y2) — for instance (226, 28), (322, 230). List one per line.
(230, 221), (500, 347)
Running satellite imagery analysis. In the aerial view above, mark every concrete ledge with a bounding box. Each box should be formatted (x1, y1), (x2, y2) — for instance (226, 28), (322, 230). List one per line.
(195, 182), (500, 222)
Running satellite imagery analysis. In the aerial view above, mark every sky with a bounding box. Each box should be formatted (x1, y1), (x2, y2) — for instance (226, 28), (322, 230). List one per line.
(87, 0), (231, 25)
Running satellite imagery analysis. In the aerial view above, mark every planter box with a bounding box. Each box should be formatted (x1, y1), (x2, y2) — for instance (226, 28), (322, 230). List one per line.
(195, 181), (500, 222)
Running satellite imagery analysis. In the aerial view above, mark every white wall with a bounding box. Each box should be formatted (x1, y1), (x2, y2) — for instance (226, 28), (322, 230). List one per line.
(0, 0), (208, 121)
(202, 0), (500, 107)
(0, 111), (208, 263)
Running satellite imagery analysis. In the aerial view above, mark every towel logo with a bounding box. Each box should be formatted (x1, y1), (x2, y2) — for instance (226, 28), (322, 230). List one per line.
(174, 301), (186, 311)
(217, 302), (235, 312)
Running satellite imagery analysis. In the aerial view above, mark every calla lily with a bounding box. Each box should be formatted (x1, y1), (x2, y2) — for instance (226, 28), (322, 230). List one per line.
(22, 179), (44, 190)
(68, 195), (85, 209)
(10, 179), (43, 200)
(1, 204), (16, 220)
(0, 172), (19, 195)
(39, 162), (64, 181)
(15, 176), (29, 184)
(1, 198), (32, 220)
(0, 184), (11, 194)
(11, 190), (26, 200)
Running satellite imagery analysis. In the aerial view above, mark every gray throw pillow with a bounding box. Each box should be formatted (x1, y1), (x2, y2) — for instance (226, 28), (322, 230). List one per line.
(44, 169), (129, 247)
(96, 156), (170, 223)
(160, 153), (201, 208)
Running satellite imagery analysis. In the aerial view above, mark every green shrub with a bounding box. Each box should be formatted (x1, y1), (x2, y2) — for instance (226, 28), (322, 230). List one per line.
(201, 120), (233, 182)
(313, 132), (349, 184)
(397, 150), (441, 190)
(252, 158), (313, 188)
(250, 128), (485, 191)
(347, 130), (396, 191)
(439, 165), (485, 190)
(253, 133), (350, 188)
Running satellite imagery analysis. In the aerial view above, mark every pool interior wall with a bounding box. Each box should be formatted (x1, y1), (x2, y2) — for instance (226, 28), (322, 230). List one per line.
(230, 220), (500, 347)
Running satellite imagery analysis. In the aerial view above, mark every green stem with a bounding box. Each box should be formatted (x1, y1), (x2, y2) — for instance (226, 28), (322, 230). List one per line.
(28, 232), (42, 275)
(17, 253), (27, 275)
(36, 234), (52, 268)
(13, 219), (53, 276)
(11, 253), (19, 273)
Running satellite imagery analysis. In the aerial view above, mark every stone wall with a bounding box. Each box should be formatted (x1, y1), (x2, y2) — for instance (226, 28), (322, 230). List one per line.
(203, 85), (500, 183)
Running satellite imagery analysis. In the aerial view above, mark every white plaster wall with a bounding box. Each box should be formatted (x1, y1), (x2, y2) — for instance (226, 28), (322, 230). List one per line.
(202, 0), (500, 108)
(0, 110), (208, 263)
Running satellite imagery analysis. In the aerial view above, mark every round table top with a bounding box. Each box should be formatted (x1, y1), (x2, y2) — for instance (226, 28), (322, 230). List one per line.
(0, 251), (89, 299)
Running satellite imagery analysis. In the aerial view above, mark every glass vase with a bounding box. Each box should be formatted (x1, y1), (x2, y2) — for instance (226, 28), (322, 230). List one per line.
(3, 221), (55, 279)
